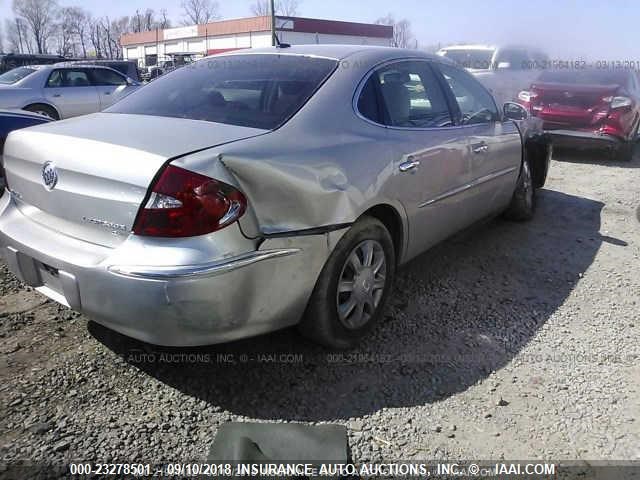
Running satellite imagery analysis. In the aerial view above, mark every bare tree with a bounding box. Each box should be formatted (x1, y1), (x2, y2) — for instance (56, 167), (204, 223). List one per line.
(0, 23), (4, 52)
(158, 9), (172, 29)
(251, 0), (300, 16)
(65, 7), (90, 57)
(375, 13), (417, 49)
(88, 17), (102, 58)
(55, 7), (76, 56)
(5, 17), (32, 53)
(12, 0), (59, 54)
(130, 10), (143, 33)
(142, 9), (155, 31)
(181, 0), (220, 25)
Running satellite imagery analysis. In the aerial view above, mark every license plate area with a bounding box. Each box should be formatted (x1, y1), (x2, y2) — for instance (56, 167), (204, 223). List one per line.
(37, 262), (63, 295)
(34, 261), (70, 307)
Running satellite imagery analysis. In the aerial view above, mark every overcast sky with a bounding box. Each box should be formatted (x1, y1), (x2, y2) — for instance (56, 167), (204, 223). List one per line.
(1, 0), (638, 59)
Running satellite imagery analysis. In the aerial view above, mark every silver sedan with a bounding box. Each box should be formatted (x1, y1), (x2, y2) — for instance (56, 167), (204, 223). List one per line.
(0, 64), (140, 120)
(0, 45), (549, 348)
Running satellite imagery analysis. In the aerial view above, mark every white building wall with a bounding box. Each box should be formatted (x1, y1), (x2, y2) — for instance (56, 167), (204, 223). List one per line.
(277, 31), (391, 46)
(124, 31), (391, 66)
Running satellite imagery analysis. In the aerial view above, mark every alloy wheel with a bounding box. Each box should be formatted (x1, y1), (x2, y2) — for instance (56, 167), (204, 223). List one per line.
(336, 239), (387, 330)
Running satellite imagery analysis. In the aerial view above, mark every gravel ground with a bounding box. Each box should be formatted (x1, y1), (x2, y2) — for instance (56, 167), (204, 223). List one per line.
(0, 147), (638, 468)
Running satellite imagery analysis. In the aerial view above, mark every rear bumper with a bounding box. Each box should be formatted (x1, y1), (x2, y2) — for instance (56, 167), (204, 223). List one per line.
(0, 192), (343, 346)
(545, 129), (623, 148)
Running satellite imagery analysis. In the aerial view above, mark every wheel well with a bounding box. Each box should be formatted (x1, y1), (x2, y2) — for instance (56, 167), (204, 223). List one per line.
(23, 103), (59, 119)
(363, 204), (403, 262)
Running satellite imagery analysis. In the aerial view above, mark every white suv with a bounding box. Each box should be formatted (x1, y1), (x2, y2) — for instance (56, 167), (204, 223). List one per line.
(437, 45), (549, 106)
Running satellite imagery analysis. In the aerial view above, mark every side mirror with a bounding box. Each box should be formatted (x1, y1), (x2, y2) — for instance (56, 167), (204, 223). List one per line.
(503, 102), (529, 121)
(497, 61), (511, 70)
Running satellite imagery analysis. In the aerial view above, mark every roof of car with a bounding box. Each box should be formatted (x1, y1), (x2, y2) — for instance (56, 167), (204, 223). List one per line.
(207, 44), (443, 62)
(51, 62), (122, 69)
(439, 44), (497, 51)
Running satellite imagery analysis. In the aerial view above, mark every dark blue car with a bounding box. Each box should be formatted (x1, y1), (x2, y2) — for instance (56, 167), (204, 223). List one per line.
(0, 109), (53, 190)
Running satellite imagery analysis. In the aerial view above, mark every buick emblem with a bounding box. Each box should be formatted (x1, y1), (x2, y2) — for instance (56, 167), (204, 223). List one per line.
(563, 91), (574, 98)
(41, 162), (58, 191)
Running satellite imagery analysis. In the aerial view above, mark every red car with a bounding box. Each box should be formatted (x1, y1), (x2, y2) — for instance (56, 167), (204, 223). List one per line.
(518, 68), (640, 160)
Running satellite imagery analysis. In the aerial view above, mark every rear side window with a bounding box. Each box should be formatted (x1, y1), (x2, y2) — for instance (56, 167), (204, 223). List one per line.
(107, 55), (338, 130)
(47, 69), (91, 88)
(357, 60), (452, 128)
(90, 68), (127, 86)
(357, 76), (383, 123)
(0, 67), (36, 84)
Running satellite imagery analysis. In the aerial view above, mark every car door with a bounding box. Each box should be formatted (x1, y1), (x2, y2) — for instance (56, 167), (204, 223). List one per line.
(357, 59), (475, 261)
(43, 68), (100, 118)
(88, 67), (133, 110)
(434, 62), (522, 220)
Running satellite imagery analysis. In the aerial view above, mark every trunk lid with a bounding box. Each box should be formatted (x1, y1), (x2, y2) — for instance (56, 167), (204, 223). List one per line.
(3, 113), (266, 247)
(530, 82), (620, 128)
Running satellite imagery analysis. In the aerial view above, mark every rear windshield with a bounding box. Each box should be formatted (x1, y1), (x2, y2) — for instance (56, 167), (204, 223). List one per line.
(107, 54), (338, 129)
(0, 67), (36, 85)
(538, 69), (628, 86)
(440, 49), (495, 70)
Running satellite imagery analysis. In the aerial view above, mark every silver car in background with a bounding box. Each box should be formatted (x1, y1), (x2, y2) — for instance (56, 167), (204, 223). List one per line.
(0, 45), (548, 349)
(0, 64), (140, 119)
(437, 44), (549, 106)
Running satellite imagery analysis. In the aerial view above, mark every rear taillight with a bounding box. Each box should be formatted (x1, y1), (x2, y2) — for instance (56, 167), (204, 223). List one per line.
(133, 165), (246, 238)
(603, 96), (632, 109)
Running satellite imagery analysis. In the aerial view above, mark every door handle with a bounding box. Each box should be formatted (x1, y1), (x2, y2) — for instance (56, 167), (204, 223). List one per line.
(52, 94), (61, 98)
(472, 142), (489, 154)
(399, 158), (420, 172)
(104, 91), (111, 95)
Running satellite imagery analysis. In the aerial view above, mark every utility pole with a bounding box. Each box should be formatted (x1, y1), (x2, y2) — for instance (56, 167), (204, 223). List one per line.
(270, 0), (276, 46)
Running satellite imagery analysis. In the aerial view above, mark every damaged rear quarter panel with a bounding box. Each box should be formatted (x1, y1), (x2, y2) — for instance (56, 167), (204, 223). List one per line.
(172, 50), (410, 243)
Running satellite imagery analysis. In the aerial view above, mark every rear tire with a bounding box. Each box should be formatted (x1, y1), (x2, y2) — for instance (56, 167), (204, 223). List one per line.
(504, 158), (535, 221)
(23, 104), (59, 120)
(616, 142), (634, 162)
(298, 216), (395, 349)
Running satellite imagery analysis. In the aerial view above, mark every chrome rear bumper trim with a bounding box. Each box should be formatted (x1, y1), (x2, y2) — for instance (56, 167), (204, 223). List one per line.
(107, 248), (301, 280)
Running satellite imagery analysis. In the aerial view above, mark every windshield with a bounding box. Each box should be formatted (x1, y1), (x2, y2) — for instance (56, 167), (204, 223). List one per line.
(538, 69), (628, 85)
(107, 54), (338, 129)
(440, 49), (495, 70)
(0, 67), (37, 85)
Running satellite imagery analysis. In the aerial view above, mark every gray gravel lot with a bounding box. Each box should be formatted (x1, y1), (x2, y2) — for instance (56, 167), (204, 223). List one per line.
(0, 148), (638, 467)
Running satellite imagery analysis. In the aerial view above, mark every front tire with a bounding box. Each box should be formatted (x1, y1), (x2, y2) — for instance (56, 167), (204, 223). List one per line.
(299, 216), (395, 349)
(504, 158), (535, 221)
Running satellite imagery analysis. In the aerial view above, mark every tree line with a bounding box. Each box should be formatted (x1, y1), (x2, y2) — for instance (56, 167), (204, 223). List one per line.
(0, 0), (417, 59)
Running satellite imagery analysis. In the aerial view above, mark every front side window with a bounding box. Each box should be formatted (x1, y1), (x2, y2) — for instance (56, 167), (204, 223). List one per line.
(436, 63), (499, 125)
(90, 68), (127, 86)
(358, 61), (452, 128)
(106, 54), (338, 130)
(0, 67), (36, 85)
(46, 69), (91, 88)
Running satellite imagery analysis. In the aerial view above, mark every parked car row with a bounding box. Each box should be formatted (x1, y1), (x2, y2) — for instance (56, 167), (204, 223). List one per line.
(0, 63), (140, 119)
